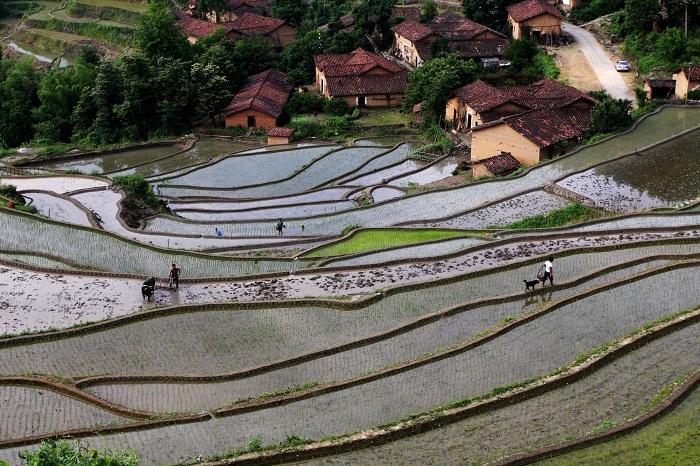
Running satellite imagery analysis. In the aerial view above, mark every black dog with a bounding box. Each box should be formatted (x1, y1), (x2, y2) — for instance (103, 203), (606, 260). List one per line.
(523, 279), (539, 291)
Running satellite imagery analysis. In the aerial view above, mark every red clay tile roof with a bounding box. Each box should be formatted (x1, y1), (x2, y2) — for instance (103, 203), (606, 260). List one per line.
(315, 49), (407, 97)
(393, 6), (421, 22)
(477, 152), (522, 175)
(475, 107), (590, 148)
(225, 69), (291, 118)
(392, 19), (434, 42)
(679, 65), (700, 81)
(177, 17), (230, 38)
(315, 48), (403, 77)
(645, 78), (676, 88)
(268, 127), (295, 137)
(227, 12), (286, 36)
(507, 0), (564, 23)
(394, 12), (507, 61)
(455, 80), (511, 112)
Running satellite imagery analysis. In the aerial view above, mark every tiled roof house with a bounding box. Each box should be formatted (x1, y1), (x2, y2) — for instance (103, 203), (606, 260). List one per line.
(314, 48), (407, 108)
(673, 65), (700, 99)
(224, 69), (292, 129)
(225, 13), (297, 47)
(461, 79), (596, 167)
(507, 0), (564, 41)
(392, 12), (509, 67)
(472, 151), (522, 177)
(177, 17), (230, 43)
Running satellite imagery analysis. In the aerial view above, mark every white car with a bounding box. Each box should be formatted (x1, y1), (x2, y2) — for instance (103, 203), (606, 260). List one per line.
(615, 60), (631, 72)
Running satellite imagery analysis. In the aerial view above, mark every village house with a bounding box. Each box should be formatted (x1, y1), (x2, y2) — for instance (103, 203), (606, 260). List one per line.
(267, 127), (295, 145)
(507, 0), (564, 43)
(185, 0), (271, 22)
(472, 151), (522, 178)
(224, 69), (291, 129)
(465, 79), (595, 167)
(313, 48), (407, 108)
(225, 13), (297, 48)
(177, 17), (225, 44)
(392, 12), (509, 68)
(644, 78), (676, 100)
(673, 65), (700, 99)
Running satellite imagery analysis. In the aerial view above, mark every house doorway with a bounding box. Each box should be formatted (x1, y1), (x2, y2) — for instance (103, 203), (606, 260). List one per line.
(247, 116), (256, 128)
(358, 96), (366, 107)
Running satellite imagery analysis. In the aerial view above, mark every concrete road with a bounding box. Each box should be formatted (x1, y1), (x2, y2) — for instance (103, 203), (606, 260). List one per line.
(562, 22), (635, 101)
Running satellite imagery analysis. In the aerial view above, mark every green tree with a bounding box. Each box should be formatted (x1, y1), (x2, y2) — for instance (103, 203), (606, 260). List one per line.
(192, 0), (226, 21)
(655, 27), (686, 62)
(353, 0), (397, 50)
(273, 0), (306, 25)
(504, 37), (539, 71)
(623, 0), (658, 34)
(135, 0), (191, 62)
(586, 92), (633, 135)
(0, 59), (39, 147)
(232, 36), (276, 75)
(191, 62), (231, 126)
(420, 0), (438, 22)
(197, 41), (247, 91)
(462, 0), (513, 31)
(20, 440), (138, 466)
(114, 55), (158, 141)
(403, 54), (478, 124)
(33, 57), (97, 142)
(429, 37), (450, 57)
(153, 58), (193, 136)
(90, 61), (124, 144)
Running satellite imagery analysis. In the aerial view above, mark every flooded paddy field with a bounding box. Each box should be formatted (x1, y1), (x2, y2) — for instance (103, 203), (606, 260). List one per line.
(557, 128), (700, 211)
(301, 320), (700, 466)
(1, 106), (700, 465)
(155, 145), (337, 189)
(110, 139), (252, 178)
(33, 144), (183, 174)
(2, 265), (697, 464)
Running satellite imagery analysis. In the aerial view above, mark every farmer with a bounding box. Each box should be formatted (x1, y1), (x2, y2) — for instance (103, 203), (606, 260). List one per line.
(540, 256), (554, 287)
(169, 263), (181, 290)
(276, 218), (287, 236)
(215, 227), (223, 237)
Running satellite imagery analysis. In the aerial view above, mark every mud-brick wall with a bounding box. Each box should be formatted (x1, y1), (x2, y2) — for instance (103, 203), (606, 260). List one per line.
(225, 110), (277, 129)
(471, 123), (545, 166)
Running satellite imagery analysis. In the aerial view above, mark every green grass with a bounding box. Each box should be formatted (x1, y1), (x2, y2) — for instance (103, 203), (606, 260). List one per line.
(493, 203), (604, 230)
(356, 108), (412, 127)
(537, 383), (700, 465)
(72, 0), (147, 13)
(302, 228), (480, 258)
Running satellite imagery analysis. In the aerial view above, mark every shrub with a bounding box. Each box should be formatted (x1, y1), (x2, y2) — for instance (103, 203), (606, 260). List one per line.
(586, 92), (633, 136)
(498, 203), (601, 229)
(688, 90), (700, 100)
(19, 440), (138, 466)
(324, 97), (351, 116)
(569, 0), (624, 24)
(285, 92), (326, 116)
(112, 174), (160, 209)
(0, 184), (25, 205)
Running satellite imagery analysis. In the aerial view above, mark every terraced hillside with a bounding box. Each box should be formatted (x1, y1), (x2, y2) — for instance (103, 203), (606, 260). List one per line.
(1, 0), (143, 64)
(0, 106), (699, 465)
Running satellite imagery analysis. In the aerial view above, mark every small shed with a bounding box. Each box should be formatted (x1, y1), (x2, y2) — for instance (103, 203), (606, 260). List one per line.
(472, 151), (522, 178)
(268, 127), (295, 145)
(644, 78), (676, 100)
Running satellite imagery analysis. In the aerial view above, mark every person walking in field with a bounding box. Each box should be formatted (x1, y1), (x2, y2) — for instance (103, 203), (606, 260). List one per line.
(540, 256), (554, 287)
(169, 263), (181, 290)
(276, 218), (287, 235)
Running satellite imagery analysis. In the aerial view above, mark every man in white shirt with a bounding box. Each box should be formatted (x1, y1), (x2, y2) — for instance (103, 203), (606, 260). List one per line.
(541, 256), (554, 287)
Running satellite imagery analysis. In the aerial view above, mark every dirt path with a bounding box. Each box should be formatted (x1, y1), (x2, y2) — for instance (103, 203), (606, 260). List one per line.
(562, 22), (635, 101)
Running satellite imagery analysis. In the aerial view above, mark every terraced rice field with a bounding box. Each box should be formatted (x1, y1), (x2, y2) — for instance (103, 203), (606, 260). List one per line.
(1, 106), (699, 465)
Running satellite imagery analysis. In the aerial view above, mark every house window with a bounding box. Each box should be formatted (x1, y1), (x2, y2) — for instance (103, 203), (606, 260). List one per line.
(247, 116), (256, 128)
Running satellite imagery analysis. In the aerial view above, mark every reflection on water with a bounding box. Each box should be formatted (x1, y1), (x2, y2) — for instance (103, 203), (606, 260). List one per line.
(389, 156), (460, 186)
(38, 145), (181, 174)
(7, 41), (69, 67)
(558, 129), (700, 211)
(371, 186), (404, 203)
